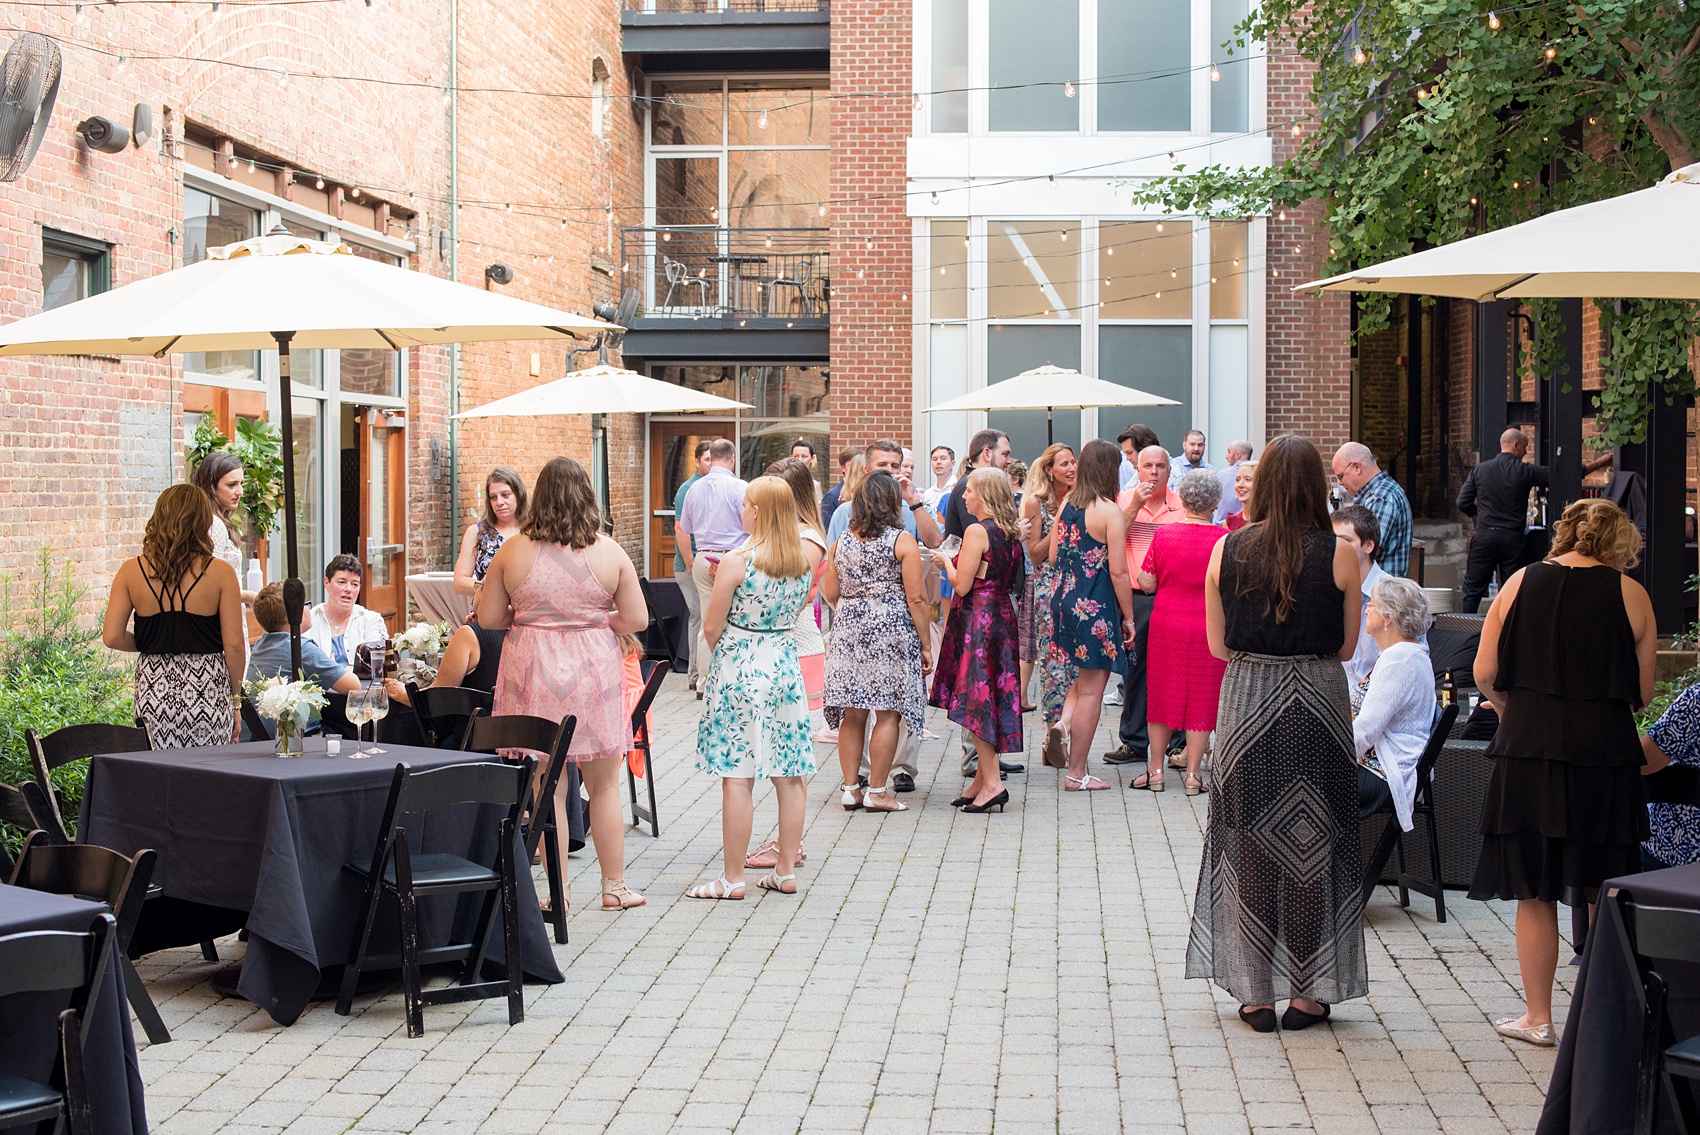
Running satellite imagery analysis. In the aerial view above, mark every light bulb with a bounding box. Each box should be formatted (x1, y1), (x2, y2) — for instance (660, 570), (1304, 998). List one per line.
(818, 202), (826, 216)
(1488, 10), (1500, 28)
(757, 109), (768, 129)
(1544, 44), (1556, 59)
(1170, 269), (1177, 278)
(1469, 196), (1478, 206)
(1047, 174), (1055, 184)
(1105, 245), (1114, 255)
(939, 267), (946, 276)
(1417, 87), (1427, 99)
(315, 176), (324, 189)
(74, 3), (84, 21)
(1155, 222), (1164, 233)
(1232, 257), (1240, 266)
(930, 192), (939, 205)
(1513, 181), (1520, 189)
(1154, 291), (1161, 299)
(351, 186), (361, 198)
(913, 94), (922, 111)
(1210, 67), (1221, 82)
(1063, 81), (1076, 98)
(662, 231), (671, 241)
(1167, 152), (1176, 163)
(561, 217), (567, 227)
(1278, 209), (1286, 220)
(1293, 245), (1301, 254)
(1059, 230), (1067, 241)
(505, 202), (512, 212)
(902, 293), (908, 301)
(1354, 47), (1366, 64)
(710, 207), (718, 219)
(1291, 122), (1301, 136)
(857, 269), (865, 279)
(765, 235), (773, 248)
(1272, 269), (1279, 277)
(248, 160), (257, 172)
(210, 1), (219, 15)
(117, 55), (126, 70)
(963, 236), (970, 247)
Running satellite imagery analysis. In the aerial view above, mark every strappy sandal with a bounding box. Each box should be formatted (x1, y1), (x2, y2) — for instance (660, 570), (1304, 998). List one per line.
(1131, 771), (1165, 792)
(1042, 726), (1068, 769)
(744, 841), (807, 869)
(1064, 772), (1110, 791)
(862, 785), (909, 812)
(841, 783), (864, 811)
(684, 874), (745, 900)
(1185, 775), (1208, 796)
(601, 878), (646, 910)
(756, 872), (798, 894)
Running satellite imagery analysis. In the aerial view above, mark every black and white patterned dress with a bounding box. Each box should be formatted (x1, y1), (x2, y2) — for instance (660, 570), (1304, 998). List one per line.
(1186, 527), (1368, 1007)
(824, 526), (926, 734)
(133, 559), (234, 749)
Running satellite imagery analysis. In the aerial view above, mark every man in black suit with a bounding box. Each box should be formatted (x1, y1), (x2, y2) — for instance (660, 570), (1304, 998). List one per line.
(1457, 428), (1550, 613)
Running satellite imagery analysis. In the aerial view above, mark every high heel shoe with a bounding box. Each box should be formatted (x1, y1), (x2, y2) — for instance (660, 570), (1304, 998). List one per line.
(1238, 1005), (1277, 1033)
(950, 794), (973, 807)
(960, 789), (1009, 814)
(1281, 1003), (1331, 1031)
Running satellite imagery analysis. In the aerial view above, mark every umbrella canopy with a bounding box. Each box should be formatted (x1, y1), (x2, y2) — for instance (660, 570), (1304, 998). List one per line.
(925, 364), (1180, 414)
(1296, 162), (1700, 301)
(454, 364), (749, 419)
(0, 232), (607, 355)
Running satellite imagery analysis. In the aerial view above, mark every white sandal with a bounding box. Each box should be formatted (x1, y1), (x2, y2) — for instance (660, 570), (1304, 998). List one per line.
(685, 874), (745, 900)
(756, 872), (798, 894)
(862, 785), (908, 812)
(841, 783), (864, 811)
(1065, 772), (1111, 791)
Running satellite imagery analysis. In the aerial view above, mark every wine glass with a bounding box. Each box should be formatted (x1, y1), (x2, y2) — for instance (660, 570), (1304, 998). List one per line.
(364, 683), (389, 756)
(345, 687), (372, 758)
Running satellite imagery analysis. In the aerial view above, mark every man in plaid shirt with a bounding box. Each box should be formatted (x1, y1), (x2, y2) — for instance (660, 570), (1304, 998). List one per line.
(1331, 442), (1412, 577)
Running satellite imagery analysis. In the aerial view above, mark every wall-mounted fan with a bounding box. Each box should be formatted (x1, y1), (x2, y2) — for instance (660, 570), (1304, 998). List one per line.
(0, 33), (62, 183)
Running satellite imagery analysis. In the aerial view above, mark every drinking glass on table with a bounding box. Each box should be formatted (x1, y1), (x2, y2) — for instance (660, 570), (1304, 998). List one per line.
(364, 683), (389, 755)
(345, 687), (373, 758)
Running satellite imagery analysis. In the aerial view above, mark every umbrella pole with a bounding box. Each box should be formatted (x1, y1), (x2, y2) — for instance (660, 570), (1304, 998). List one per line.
(1047, 406), (1054, 446)
(273, 331), (304, 681)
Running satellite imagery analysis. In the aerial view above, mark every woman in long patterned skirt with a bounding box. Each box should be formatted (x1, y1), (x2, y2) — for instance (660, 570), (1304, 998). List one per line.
(1022, 444), (1078, 767)
(1188, 435), (1367, 1034)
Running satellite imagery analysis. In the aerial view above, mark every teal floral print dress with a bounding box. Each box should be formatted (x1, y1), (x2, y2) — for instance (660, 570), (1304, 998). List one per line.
(1050, 501), (1126, 674)
(696, 558), (817, 779)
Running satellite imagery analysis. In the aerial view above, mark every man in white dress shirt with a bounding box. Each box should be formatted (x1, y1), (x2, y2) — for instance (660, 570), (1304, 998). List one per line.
(303, 554), (390, 671)
(1167, 429), (1214, 488)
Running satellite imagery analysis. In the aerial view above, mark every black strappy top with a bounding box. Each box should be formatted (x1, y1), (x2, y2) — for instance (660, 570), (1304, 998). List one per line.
(132, 558), (225, 656)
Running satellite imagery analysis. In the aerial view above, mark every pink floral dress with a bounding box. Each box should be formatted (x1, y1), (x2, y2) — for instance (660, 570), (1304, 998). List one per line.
(1049, 501), (1126, 674)
(493, 541), (631, 761)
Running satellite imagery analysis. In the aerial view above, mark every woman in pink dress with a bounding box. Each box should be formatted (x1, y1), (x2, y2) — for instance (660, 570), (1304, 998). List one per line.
(477, 457), (650, 912)
(1137, 469), (1230, 796)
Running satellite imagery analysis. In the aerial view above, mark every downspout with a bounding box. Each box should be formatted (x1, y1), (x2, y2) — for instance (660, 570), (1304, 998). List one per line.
(446, 0), (460, 565)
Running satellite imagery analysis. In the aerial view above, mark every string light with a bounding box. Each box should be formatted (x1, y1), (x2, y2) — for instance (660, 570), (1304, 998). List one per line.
(757, 109), (769, 129)
(1063, 81), (1076, 98)
(1469, 196), (1478, 205)
(765, 234), (773, 248)
(117, 55), (127, 71)
(351, 186), (361, 198)
(1488, 10), (1500, 29)
(248, 159), (257, 172)
(1291, 121), (1301, 136)
(865, 237), (873, 251)
(1278, 209), (1287, 221)
(1544, 43), (1556, 59)
(912, 94), (922, 111)
(504, 202), (512, 212)
(1167, 152), (1177, 163)
(818, 202), (827, 216)
(1155, 222), (1164, 232)
(1354, 47), (1366, 65)
(210, 0), (219, 15)
(1209, 67), (1221, 82)
(930, 191), (940, 205)
(73, 3), (83, 21)
(1047, 174), (1055, 184)
(1105, 245), (1114, 255)
(314, 176), (324, 189)
(1417, 87), (1428, 99)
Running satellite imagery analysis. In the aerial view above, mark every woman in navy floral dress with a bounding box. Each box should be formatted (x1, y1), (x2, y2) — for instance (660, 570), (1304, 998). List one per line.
(931, 468), (1026, 812)
(1049, 439), (1136, 791)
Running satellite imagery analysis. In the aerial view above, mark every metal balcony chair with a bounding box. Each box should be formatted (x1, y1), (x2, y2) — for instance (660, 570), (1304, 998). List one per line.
(767, 254), (819, 316)
(661, 256), (711, 311)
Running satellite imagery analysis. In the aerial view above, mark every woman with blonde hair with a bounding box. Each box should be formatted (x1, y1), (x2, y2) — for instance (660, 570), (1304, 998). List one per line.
(932, 467), (1027, 812)
(689, 476), (821, 899)
(1469, 498), (1655, 1046)
(1022, 444), (1078, 765)
(104, 484), (247, 747)
(479, 457), (650, 913)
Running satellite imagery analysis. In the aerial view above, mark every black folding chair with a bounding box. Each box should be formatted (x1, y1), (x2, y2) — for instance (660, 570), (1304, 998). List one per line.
(461, 714), (576, 945)
(28, 722), (222, 966)
(627, 659), (671, 838)
(0, 781), (40, 879)
(0, 911), (116, 1135)
(336, 759), (534, 1038)
(1615, 892), (1700, 1135)
(9, 839), (170, 1046)
(408, 682), (493, 749)
(1361, 702), (1459, 922)
(637, 576), (687, 669)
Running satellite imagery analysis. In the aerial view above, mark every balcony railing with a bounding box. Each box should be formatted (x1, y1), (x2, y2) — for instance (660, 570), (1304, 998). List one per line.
(620, 227), (830, 321)
(623, 0), (827, 11)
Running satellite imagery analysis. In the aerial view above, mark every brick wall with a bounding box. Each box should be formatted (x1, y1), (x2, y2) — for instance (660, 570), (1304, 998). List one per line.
(828, 0), (914, 451)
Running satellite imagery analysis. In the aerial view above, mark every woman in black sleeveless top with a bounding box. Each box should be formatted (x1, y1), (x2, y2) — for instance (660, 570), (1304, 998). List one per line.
(103, 485), (247, 747)
(1469, 499), (1655, 1047)
(1188, 436), (1367, 1033)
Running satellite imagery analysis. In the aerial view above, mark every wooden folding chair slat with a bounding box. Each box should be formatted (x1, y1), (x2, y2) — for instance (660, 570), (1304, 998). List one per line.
(627, 660), (671, 838)
(335, 758), (533, 1038)
(461, 713), (575, 945)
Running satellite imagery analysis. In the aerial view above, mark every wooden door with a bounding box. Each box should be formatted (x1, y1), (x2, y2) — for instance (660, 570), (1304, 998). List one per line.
(358, 409), (408, 631)
(649, 419), (734, 579)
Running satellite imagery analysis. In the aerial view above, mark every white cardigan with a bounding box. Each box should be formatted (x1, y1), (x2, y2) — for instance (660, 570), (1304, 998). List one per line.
(303, 602), (389, 666)
(1353, 640), (1438, 832)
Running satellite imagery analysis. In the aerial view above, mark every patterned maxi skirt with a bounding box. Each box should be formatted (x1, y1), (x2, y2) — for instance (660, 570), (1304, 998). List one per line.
(1185, 652), (1368, 1006)
(136, 651), (233, 749)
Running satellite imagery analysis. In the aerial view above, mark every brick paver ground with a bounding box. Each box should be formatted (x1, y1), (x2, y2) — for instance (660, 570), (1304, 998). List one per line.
(133, 675), (1565, 1134)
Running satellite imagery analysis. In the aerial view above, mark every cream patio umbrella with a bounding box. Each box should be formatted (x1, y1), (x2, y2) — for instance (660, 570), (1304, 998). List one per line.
(925, 363), (1180, 444)
(0, 229), (610, 676)
(1296, 161), (1700, 301)
(452, 363), (750, 418)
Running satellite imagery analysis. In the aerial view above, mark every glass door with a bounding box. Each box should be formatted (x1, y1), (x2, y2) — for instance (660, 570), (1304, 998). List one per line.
(358, 409), (407, 631)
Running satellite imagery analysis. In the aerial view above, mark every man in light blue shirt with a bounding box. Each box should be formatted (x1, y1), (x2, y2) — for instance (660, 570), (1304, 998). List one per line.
(246, 583), (360, 736)
(825, 440), (941, 548)
(672, 440), (714, 692)
(1168, 429), (1214, 488)
(1214, 440), (1254, 523)
(678, 438), (749, 676)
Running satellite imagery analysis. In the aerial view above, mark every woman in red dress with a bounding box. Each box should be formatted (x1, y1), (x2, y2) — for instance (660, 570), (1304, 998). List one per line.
(1223, 461), (1255, 532)
(1137, 469), (1231, 795)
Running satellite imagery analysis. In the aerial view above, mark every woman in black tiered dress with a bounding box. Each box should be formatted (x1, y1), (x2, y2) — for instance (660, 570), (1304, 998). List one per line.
(1469, 499), (1656, 1047)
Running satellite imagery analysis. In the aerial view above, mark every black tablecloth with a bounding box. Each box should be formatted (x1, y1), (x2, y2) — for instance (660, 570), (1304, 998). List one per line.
(0, 885), (147, 1135)
(80, 740), (564, 1026)
(1538, 862), (1700, 1135)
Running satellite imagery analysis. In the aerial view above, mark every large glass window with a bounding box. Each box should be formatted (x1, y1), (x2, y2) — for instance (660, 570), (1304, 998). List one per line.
(1099, 0), (1190, 131)
(1211, 0), (1251, 133)
(989, 0), (1078, 131)
(987, 325), (1082, 459)
(987, 220), (1081, 320)
(929, 220), (968, 322)
(183, 187), (260, 380)
(1100, 326), (1193, 451)
(727, 81), (829, 145)
(931, 0), (969, 133)
(649, 80), (723, 145)
(1210, 220), (1249, 320)
(1099, 221), (1191, 320)
(340, 244), (402, 399)
(727, 149), (828, 230)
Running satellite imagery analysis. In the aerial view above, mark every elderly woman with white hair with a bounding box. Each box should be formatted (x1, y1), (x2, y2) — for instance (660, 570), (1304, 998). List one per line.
(1351, 576), (1439, 830)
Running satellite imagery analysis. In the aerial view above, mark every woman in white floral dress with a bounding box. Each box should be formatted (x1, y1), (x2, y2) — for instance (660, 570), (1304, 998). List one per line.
(689, 476), (822, 900)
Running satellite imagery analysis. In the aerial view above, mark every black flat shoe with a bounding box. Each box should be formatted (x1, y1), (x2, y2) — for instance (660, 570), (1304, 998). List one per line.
(1281, 1003), (1331, 1031)
(960, 789), (1009, 814)
(1238, 1006), (1277, 1033)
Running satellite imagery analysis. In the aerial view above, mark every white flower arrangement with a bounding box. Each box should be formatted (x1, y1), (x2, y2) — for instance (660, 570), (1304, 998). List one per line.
(393, 621), (452, 658)
(245, 675), (328, 736)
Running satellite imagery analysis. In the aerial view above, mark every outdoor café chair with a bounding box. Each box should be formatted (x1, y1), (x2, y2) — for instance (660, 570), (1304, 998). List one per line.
(9, 838), (170, 1046)
(336, 758), (533, 1038)
(0, 780), (45, 879)
(1361, 701), (1458, 923)
(1616, 890), (1700, 1135)
(407, 682), (493, 749)
(0, 912), (116, 1135)
(461, 713), (576, 945)
(627, 659), (671, 838)
(767, 253), (819, 316)
(661, 255), (711, 311)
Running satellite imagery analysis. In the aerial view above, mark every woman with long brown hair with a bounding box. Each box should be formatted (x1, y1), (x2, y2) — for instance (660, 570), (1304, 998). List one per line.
(1022, 443), (1078, 766)
(478, 457), (650, 913)
(1188, 435), (1365, 1033)
(1048, 439), (1135, 791)
(103, 484), (247, 747)
(191, 451), (257, 604)
(455, 467), (528, 597)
